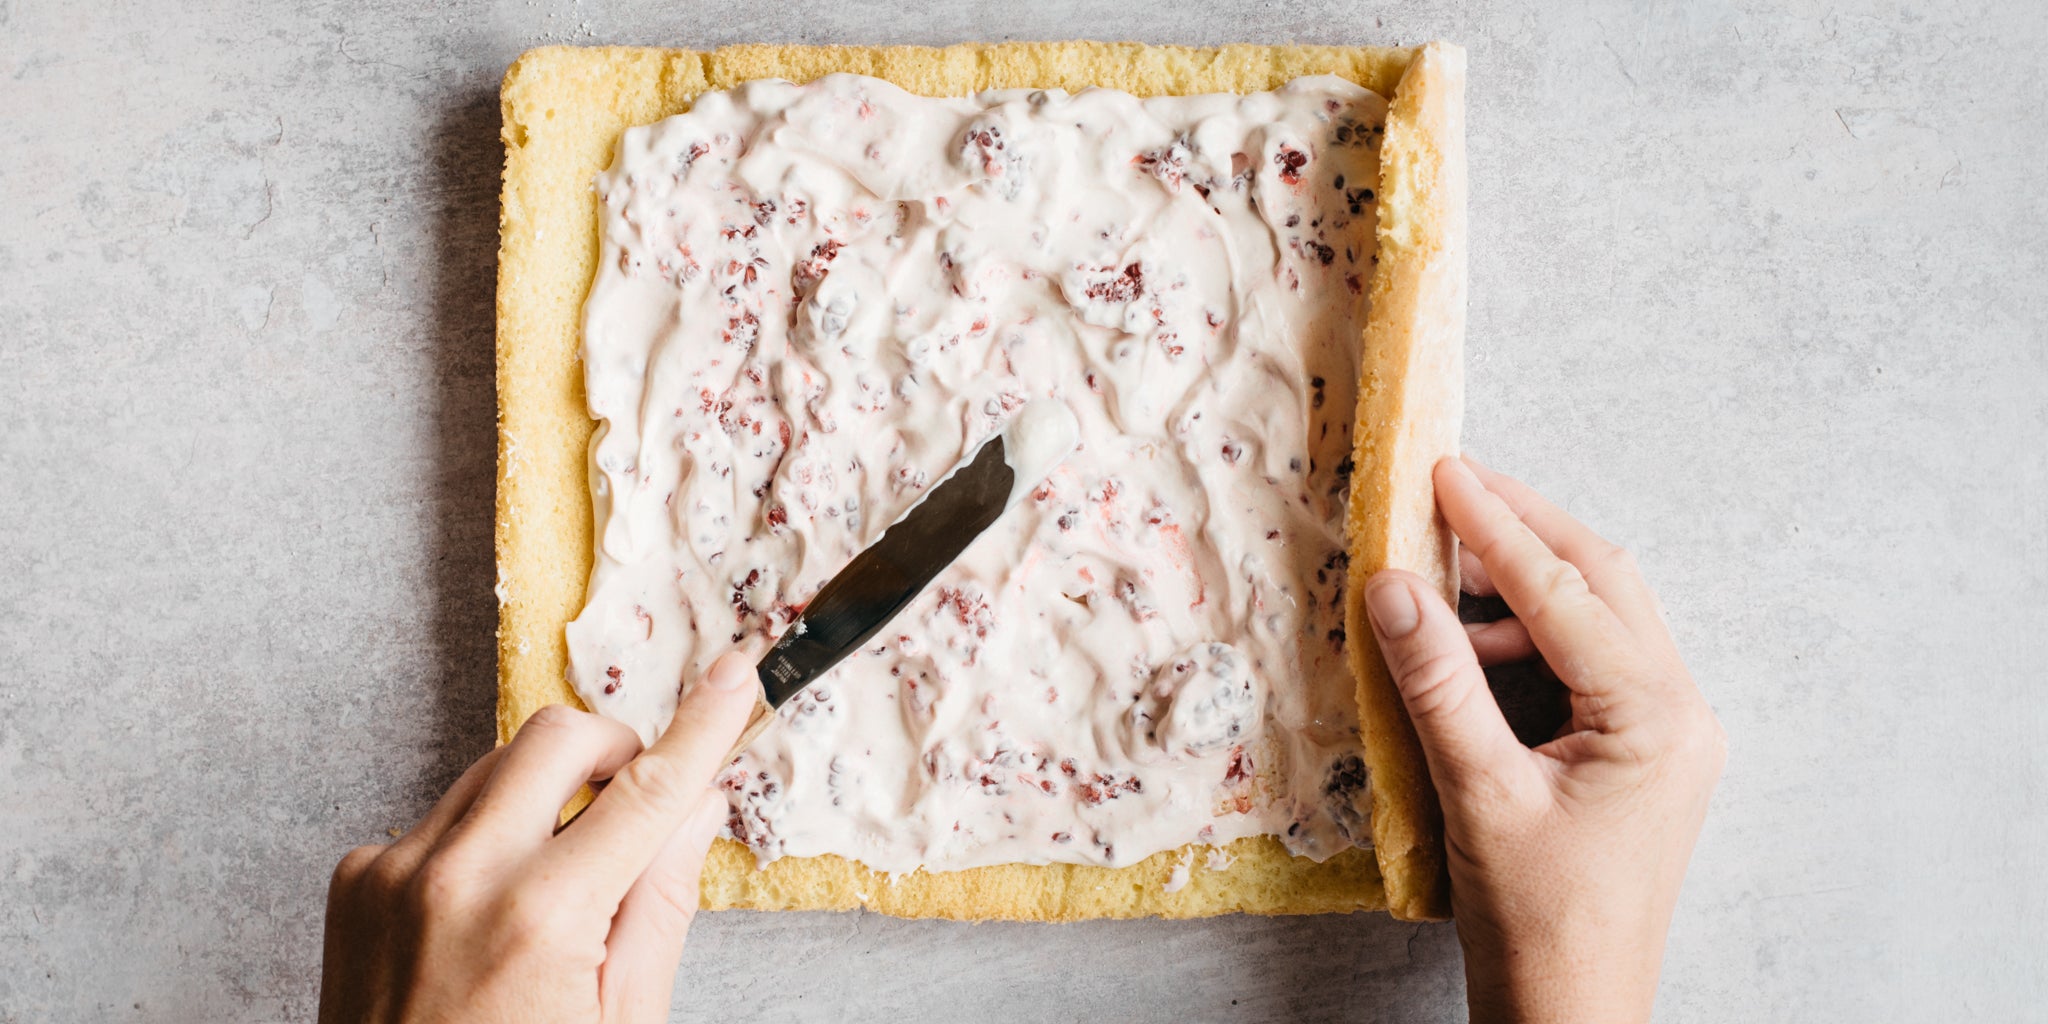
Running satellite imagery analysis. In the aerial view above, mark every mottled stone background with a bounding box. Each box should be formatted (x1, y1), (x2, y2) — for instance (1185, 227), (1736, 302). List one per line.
(2, 1), (2042, 1020)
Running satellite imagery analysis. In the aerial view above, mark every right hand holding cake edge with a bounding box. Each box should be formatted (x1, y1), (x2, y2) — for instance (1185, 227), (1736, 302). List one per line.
(1364, 456), (1727, 1024)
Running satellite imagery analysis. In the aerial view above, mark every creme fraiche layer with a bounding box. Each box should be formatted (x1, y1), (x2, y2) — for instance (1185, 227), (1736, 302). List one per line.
(568, 73), (1387, 873)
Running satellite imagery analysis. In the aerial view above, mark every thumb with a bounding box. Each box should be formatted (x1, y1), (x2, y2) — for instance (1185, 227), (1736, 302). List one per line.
(600, 792), (727, 1022)
(1363, 570), (1525, 798)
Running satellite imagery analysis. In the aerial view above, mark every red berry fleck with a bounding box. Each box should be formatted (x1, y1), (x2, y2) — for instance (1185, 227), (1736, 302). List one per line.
(1224, 746), (1252, 784)
(1274, 144), (1308, 185)
(936, 586), (995, 639)
(1084, 262), (1144, 303)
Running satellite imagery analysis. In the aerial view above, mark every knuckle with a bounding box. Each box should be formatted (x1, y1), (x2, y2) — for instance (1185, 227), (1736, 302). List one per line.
(1466, 529), (1511, 569)
(1535, 558), (1588, 599)
(358, 847), (414, 896)
(1692, 710), (1731, 772)
(496, 883), (577, 943)
(1646, 699), (1728, 775)
(1602, 541), (1636, 571)
(407, 854), (476, 917)
(1518, 562), (1588, 626)
(1399, 648), (1475, 720)
(523, 703), (590, 736)
(1598, 541), (1641, 578)
(611, 754), (693, 816)
(332, 845), (386, 889)
(646, 871), (704, 929)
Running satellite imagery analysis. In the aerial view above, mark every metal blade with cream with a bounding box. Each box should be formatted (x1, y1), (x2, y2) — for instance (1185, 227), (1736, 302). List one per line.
(735, 402), (1080, 751)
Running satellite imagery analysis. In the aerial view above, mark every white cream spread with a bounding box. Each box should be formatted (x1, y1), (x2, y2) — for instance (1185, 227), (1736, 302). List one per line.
(569, 73), (1387, 874)
(997, 399), (1081, 509)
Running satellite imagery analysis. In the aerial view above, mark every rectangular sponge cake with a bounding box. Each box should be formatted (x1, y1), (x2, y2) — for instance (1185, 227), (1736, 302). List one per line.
(496, 41), (1465, 922)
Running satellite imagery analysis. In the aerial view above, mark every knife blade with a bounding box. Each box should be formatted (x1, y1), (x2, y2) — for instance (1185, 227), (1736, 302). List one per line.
(760, 433), (1012, 706)
(724, 401), (1077, 756)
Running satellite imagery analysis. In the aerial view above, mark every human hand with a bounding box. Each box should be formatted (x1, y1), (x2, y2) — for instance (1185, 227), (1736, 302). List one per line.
(1363, 457), (1726, 1024)
(318, 652), (758, 1023)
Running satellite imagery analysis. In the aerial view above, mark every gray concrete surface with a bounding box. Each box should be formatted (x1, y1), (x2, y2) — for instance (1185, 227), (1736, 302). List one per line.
(3, 0), (2043, 1020)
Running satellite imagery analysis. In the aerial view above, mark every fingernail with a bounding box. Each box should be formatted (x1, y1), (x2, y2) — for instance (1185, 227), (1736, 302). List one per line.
(1366, 578), (1421, 639)
(705, 651), (755, 692)
(1446, 455), (1480, 484)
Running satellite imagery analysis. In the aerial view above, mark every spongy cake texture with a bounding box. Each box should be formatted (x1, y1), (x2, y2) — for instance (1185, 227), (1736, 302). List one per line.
(497, 41), (1464, 922)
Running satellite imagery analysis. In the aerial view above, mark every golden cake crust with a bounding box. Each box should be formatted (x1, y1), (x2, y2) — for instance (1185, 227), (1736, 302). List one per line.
(495, 41), (1464, 921)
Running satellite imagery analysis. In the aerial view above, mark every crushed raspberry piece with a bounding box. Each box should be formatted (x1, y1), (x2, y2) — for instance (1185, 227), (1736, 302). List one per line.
(1223, 746), (1252, 784)
(1134, 138), (1191, 190)
(723, 309), (760, 351)
(936, 586), (995, 639)
(604, 665), (623, 695)
(956, 119), (1025, 195)
(1273, 143), (1308, 185)
(731, 568), (763, 619)
(794, 239), (841, 288)
(1077, 771), (1144, 805)
(1084, 262), (1144, 304)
